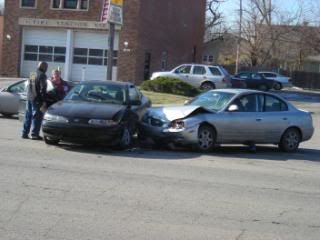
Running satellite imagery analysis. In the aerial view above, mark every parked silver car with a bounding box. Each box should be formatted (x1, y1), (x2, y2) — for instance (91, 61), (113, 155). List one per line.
(150, 64), (232, 90)
(0, 80), (27, 117)
(140, 89), (314, 152)
(259, 71), (292, 90)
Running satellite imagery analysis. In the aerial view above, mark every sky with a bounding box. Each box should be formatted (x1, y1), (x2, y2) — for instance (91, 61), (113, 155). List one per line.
(219, 0), (319, 27)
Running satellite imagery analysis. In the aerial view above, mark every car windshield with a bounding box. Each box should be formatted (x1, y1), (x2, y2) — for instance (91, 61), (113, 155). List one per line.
(65, 83), (126, 105)
(188, 91), (235, 112)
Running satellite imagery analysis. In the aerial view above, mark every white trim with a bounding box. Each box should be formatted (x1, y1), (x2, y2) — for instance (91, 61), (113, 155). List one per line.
(18, 18), (122, 30)
(50, 0), (89, 12)
(20, 0), (37, 9)
(20, 29), (26, 77)
(64, 29), (74, 81)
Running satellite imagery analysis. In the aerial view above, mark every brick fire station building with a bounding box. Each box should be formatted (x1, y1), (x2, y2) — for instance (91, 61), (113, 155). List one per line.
(0, 0), (205, 84)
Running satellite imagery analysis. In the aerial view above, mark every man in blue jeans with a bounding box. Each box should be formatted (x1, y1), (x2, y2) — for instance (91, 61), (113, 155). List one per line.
(22, 62), (48, 140)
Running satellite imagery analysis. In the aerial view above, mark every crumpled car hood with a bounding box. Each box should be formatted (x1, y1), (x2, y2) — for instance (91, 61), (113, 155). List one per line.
(146, 105), (211, 122)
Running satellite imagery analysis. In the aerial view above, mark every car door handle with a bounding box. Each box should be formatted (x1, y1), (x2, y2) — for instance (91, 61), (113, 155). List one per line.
(282, 118), (288, 120)
(256, 118), (262, 122)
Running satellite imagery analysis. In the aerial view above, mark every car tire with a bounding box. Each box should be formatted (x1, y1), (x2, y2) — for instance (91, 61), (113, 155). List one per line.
(44, 136), (59, 145)
(273, 82), (282, 90)
(201, 82), (215, 90)
(279, 128), (301, 152)
(118, 127), (132, 150)
(196, 125), (216, 152)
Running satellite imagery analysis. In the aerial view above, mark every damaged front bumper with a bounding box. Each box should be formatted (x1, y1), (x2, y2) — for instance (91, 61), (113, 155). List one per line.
(139, 121), (199, 146)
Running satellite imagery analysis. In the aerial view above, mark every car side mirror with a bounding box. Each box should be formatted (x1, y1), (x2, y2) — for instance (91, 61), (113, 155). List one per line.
(228, 104), (239, 112)
(130, 99), (142, 106)
(1, 87), (8, 92)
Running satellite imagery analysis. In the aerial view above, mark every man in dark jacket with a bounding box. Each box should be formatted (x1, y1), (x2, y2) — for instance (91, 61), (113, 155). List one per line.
(22, 62), (48, 140)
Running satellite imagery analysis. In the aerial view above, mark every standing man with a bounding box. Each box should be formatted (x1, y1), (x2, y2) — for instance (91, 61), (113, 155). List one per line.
(46, 69), (71, 107)
(22, 62), (48, 140)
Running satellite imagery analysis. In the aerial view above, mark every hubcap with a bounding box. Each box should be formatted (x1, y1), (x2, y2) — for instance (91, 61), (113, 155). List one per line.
(198, 129), (213, 150)
(284, 131), (299, 150)
(202, 83), (213, 90)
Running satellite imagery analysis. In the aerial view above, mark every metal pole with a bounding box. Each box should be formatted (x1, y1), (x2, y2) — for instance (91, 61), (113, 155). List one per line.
(235, 0), (243, 74)
(107, 22), (115, 81)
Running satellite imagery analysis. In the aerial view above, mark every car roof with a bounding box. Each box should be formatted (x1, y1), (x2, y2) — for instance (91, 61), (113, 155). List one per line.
(75, 80), (134, 86)
(258, 71), (278, 74)
(212, 88), (288, 101)
(211, 89), (261, 95)
(177, 63), (223, 68)
(237, 71), (259, 74)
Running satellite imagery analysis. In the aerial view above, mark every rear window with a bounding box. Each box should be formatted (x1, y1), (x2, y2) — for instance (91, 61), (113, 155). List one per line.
(193, 66), (206, 75)
(262, 73), (277, 78)
(263, 95), (288, 112)
(209, 67), (222, 76)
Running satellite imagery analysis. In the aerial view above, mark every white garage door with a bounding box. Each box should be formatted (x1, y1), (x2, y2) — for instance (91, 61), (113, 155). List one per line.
(21, 28), (67, 78)
(71, 31), (118, 81)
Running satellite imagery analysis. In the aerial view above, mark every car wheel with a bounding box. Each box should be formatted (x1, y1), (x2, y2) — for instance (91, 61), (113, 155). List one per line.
(258, 84), (268, 91)
(197, 125), (216, 152)
(44, 136), (59, 145)
(273, 82), (282, 90)
(279, 128), (301, 152)
(118, 127), (132, 149)
(201, 82), (215, 90)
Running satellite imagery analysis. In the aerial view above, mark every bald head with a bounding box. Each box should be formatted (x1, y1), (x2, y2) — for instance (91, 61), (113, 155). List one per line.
(38, 62), (48, 73)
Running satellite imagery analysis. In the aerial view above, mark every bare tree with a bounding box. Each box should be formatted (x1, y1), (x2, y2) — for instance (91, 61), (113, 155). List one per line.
(205, 0), (227, 41)
(240, 0), (304, 67)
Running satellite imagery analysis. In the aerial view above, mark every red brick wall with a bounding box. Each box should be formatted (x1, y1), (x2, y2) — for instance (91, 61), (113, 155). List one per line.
(0, 0), (105, 77)
(0, 0), (206, 84)
(117, 0), (206, 84)
(117, 0), (142, 83)
(137, 0), (206, 83)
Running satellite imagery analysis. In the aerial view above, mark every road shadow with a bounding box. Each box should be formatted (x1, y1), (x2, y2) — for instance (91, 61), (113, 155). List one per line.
(207, 145), (320, 163)
(0, 115), (18, 120)
(58, 140), (202, 160)
(57, 140), (320, 162)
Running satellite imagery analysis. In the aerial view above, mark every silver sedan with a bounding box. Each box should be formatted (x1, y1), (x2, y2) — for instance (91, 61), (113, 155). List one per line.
(0, 80), (27, 117)
(140, 89), (314, 152)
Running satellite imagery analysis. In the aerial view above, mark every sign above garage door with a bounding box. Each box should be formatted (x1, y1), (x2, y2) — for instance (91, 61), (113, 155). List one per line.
(18, 18), (121, 30)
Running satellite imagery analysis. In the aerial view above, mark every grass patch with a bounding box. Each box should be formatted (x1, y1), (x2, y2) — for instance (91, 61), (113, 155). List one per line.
(141, 90), (191, 105)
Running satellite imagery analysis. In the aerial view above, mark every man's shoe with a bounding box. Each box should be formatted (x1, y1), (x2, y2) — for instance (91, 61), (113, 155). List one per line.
(31, 135), (43, 141)
(22, 135), (29, 139)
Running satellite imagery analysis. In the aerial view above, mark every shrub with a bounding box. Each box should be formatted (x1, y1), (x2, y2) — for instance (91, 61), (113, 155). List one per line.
(140, 77), (200, 97)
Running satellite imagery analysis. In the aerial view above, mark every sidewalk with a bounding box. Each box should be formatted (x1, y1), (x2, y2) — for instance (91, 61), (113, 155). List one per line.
(282, 86), (320, 96)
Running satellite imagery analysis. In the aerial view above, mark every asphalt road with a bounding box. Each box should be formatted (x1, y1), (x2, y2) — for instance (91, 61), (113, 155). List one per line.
(0, 92), (320, 239)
